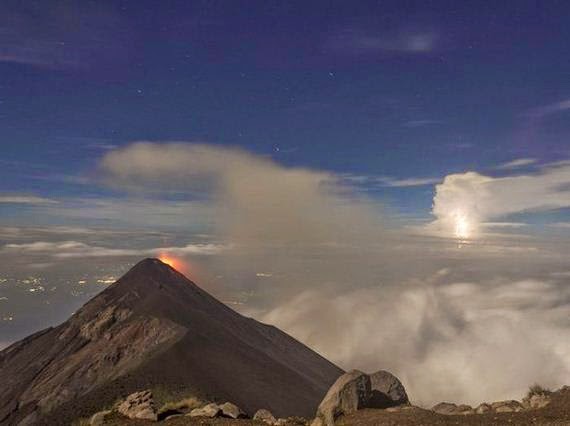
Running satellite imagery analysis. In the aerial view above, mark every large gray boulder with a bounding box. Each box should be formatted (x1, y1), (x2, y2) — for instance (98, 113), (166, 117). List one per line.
(117, 390), (158, 421)
(313, 370), (372, 426)
(369, 370), (409, 408)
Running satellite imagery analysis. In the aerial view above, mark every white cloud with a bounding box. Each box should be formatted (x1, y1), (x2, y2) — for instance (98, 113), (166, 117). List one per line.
(0, 195), (58, 205)
(382, 177), (441, 188)
(496, 158), (537, 170)
(100, 142), (382, 245)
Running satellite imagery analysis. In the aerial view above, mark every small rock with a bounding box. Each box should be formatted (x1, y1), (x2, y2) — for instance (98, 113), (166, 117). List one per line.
(491, 400), (524, 413)
(117, 390), (158, 421)
(475, 403), (492, 414)
(90, 410), (112, 426)
(188, 402), (221, 418)
(369, 370), (409, 408)
(432, 402), (458, 415)
(220, 402), (246, 419)
(254, 408), (277, 424)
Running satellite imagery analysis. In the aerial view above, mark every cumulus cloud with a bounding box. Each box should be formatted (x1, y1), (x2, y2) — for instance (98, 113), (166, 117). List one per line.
(431, 163), (570, 237)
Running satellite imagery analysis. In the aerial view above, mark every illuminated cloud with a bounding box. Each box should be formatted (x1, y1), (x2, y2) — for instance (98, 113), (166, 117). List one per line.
(431, 163), (570, 238)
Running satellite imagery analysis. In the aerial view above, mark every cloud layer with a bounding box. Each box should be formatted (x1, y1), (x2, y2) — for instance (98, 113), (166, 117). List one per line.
(259, 270), (570, 406)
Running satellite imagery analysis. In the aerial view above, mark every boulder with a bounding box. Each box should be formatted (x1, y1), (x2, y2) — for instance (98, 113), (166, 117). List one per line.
(432, 402), (459, 415)
(117, 390), (158, 421)
(369, 370), (409, 408)
(475, 403), (492, 414)
(188, 403), (221, 418)
(253, 409), (277, 424)
(219, 402), (246, 419)
(491, 400), (524, 413)
(313, 370), (371, 426)
(89, 409), (112, 426)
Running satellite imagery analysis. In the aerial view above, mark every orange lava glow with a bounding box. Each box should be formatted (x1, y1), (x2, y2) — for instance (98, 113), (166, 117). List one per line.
(158, 254), (187, 273)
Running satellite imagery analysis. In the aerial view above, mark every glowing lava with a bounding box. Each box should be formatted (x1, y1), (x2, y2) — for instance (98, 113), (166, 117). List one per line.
(158, 254), (186, 272)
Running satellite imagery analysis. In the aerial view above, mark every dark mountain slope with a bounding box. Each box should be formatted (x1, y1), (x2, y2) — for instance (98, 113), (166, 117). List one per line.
(0, 258), (343, 425)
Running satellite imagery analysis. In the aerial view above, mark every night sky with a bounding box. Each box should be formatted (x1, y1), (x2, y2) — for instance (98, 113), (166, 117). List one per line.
(2, 0), (570, 219)
(1, 0), (570, 406)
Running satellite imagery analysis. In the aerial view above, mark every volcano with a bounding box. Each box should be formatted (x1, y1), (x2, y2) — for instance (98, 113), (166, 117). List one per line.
(0, 258), (343, 425)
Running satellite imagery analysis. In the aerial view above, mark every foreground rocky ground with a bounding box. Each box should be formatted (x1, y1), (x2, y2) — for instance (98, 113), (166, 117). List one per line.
(88, 386), (570, 425)
(78, 371), (570, 426)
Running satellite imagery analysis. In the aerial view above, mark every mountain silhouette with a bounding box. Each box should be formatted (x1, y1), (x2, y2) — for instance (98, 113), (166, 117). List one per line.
(0, 258), (343, 425)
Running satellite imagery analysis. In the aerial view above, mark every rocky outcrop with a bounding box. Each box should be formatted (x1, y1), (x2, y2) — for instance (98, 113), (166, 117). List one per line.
(312, 369), (408, 426)
(117, 390), (158, 421)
